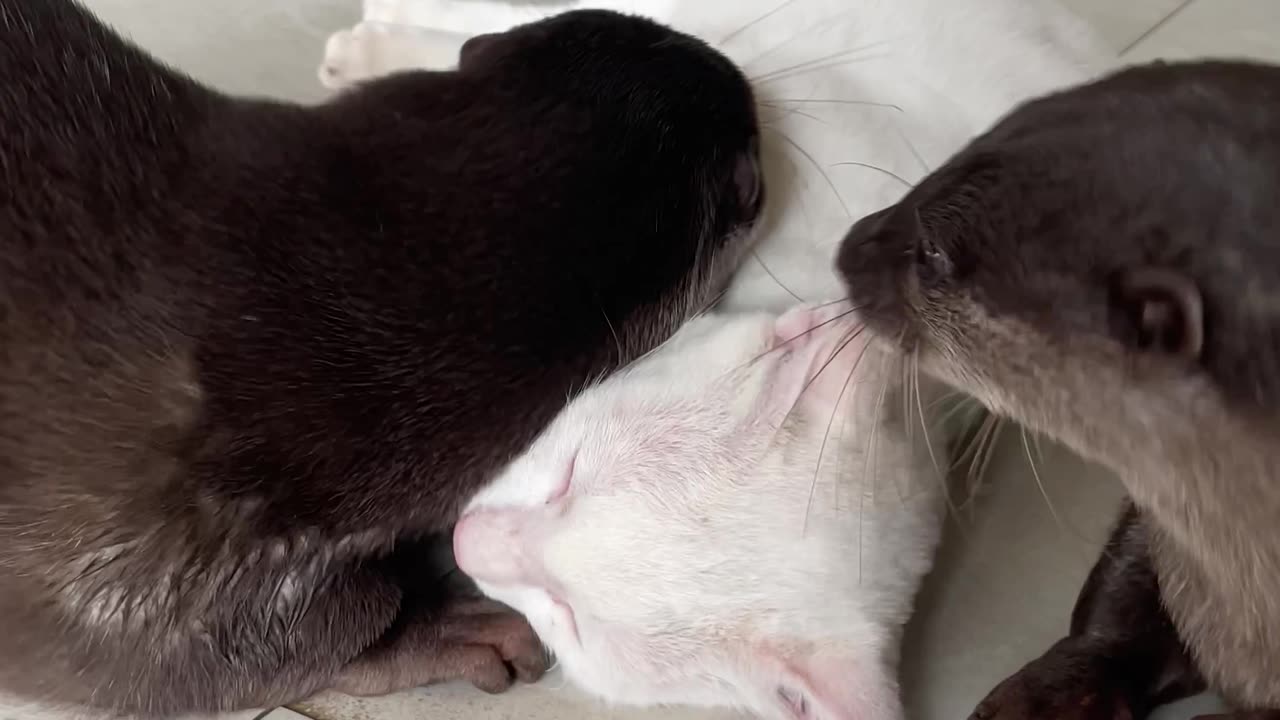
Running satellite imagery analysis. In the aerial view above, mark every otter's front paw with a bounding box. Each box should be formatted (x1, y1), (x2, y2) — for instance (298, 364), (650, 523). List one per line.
(436, 598), (551, 694)
(334, 598), (550, 697)
(970, 640), (1135, 720)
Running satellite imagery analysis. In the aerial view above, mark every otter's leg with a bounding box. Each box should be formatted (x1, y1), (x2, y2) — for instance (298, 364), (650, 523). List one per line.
(333, 535), (549, 696)
(334, 596), (548, 696)
(968, 500), (1205, 720)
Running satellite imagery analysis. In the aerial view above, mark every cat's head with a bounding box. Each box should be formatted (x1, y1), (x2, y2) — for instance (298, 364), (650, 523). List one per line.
(455, 305), (943, 720)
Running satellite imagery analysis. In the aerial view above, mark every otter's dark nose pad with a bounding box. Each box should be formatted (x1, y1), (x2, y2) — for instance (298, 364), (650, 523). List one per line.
(734, 139), (763, 222)
(460, 32), (500, 66)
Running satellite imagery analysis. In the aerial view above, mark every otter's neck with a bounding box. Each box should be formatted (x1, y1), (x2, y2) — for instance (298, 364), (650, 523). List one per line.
(1059, 387), (1280, 705)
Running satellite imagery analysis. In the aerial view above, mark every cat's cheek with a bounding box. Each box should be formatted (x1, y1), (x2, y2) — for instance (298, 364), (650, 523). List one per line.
(548, 596), (581, 647)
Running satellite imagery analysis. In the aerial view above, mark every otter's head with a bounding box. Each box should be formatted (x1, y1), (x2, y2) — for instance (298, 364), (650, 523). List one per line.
(837, 60), (1280, 466)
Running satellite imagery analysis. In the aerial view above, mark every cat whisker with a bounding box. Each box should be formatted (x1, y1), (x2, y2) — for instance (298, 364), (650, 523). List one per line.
(829, 161), (915, 190)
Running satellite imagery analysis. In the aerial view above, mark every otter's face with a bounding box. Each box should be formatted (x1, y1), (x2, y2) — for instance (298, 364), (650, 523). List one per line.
(836, 61), (1280, 454)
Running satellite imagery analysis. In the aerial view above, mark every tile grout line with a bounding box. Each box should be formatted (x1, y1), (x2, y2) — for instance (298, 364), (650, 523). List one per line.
(1119, 0), (1198, 56)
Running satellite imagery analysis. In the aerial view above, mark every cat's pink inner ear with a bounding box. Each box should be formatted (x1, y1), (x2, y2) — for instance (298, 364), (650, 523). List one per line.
(754, 649), (899, 720)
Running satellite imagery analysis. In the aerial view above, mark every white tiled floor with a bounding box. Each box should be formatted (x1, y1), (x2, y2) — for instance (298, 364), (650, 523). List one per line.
(55, 2), (1280, 720)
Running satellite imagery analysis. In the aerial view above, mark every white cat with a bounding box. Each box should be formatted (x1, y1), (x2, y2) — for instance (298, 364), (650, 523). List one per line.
(318, 2), (1114, 718)
(455, 302), (952, 720)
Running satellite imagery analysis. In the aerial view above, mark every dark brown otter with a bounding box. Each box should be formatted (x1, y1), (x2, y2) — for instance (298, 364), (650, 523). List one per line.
(837, 59), (1280, 720)
(0, 0), (762, 716)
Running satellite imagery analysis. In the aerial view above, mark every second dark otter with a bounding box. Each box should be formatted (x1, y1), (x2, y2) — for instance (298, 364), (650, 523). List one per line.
(838, 60), (1280, 719)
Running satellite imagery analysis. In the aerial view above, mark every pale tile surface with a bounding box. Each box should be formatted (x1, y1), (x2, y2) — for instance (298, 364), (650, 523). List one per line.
(1058, 0), (1187, 52)
(51, 1), (1280, 720)
(1121, 0), (1280, 63)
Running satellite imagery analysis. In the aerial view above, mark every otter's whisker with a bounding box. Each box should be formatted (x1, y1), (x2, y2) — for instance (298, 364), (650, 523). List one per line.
(859, 345), (895, 582)
(1022, 425), (1065, 531)
(750, 43), (888, 85)
(695, 287), (731, 318)
(971, 416), (1004, 503)
(600, 306), (624, 363)
(734, 304), (863, 373)
(782, 324), (866, 430)
(752, 250), (806, 303)
(829, 160), (915, 190)
(759, 102), (826, 126)
(894, 126), (931, 173)
(803, 342), (860, 535)
(772, 98), (903, 113)
(766, 128), (850, 216)
(716, 0), (802, 48)
(913, 349), (953, 519)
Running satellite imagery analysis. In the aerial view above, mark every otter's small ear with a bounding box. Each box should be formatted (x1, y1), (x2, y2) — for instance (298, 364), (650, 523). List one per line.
(1114, 267), (1204, 360)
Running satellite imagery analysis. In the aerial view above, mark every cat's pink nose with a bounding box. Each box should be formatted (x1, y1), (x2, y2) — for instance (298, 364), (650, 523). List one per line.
(453, 509), (533, 586)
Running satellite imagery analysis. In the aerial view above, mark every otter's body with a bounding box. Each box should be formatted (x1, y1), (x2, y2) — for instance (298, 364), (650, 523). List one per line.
(838, 60), (1280, 718)
(0, 1), (761, 715)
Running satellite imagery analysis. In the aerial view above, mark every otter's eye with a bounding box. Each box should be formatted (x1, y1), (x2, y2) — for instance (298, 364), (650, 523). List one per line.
(915, 235), (953, 283)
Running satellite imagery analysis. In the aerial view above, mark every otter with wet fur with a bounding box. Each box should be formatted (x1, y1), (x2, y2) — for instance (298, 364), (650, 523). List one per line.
(839, 60), (1280, 719)
(0, 0), (761, 716)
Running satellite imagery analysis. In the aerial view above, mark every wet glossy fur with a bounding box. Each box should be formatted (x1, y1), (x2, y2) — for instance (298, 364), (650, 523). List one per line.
(0, 1), (762, 715)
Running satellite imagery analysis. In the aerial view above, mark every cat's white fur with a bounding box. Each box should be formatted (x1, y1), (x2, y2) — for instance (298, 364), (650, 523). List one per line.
(455, 304), (950, 720)
(318, 2), (1114, 718)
